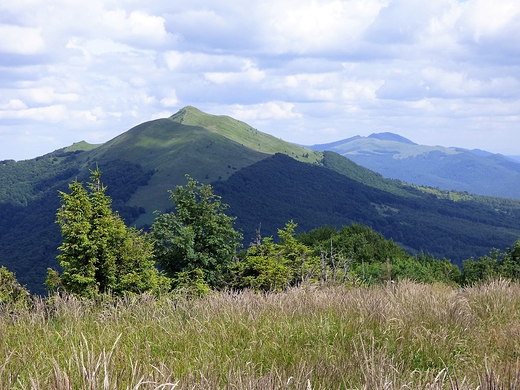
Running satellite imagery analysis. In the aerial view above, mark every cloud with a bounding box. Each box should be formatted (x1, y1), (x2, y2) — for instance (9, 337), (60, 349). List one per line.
(230, 102), (302, 121)
(0, 105), (68, 122)
(101, 9), (173, 47)
(83, 39), (134, 55)
(262, 0), (386, 54)
(461, 0), (520, 41)
(0, 24), (45, 54)
(0, 99), (28, 110)
(164, 51), (247, 72)
(0, 0), (520, 160)
(204, 61), (265, 84)
(160, 89), (178, 107)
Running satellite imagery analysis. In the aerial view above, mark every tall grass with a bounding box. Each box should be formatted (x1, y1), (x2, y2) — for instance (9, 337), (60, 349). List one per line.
(1, 280), (520, 389)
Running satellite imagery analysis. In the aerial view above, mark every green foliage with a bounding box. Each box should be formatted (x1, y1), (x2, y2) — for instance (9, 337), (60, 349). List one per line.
(0, 266), (31, 308)
(299, 224), (461, 286)
(462, 249), (503, 285)
(50, 168), (167, 297)
(462, 239), (520, 285)
(389, 254), (462, 285)
(212, 153), (520, 265)
(499, 239), (520, 280)
(0, 156), (153, 294)
(170, 268), (211, 298)
(230, 221), (319, 291)
(151, 175), (243, 288)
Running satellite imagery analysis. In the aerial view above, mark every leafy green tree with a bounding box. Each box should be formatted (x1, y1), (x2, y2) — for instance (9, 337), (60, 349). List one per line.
(299, 224), (462, 286)
(48, 168), (168, 297)
(232, 236), (292, 292)
(230, 221), (318, 291)
(0, 266), (31, 308)
(151, 175), (242, 288)
(460, 243), (520, 285)
(499, 239), (520, 280)
(389, 254), (461, 285)
(461, 249), (502, 285)
(170, 268), (211, 298)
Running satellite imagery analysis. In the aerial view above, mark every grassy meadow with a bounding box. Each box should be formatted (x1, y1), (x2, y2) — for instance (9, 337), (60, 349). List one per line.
(2, 280), (520, 389)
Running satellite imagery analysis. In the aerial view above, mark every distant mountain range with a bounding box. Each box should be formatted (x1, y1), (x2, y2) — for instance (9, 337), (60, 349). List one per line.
(2, 107), (520, 294)
(308, 132), (520, 200)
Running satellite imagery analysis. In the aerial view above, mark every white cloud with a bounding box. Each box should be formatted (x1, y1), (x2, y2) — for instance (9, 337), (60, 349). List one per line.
(230, 102), (302, 121)
(0, 24), (45, 54)
(20, 87), (79, 104)
(461, 0), (520, 42)
(164, 51), (246, 72)
(101, 9), (172, 46)
(161, 90), (178, 107)
(0, 0), (520, 159)
(264, 0), (387, 54)
(0, 105), (68, 122)
(204, 60), (265, 84)
(84, 39), (134, 55)
(150, 110), (173, 120)
(0, 99), (28, 110)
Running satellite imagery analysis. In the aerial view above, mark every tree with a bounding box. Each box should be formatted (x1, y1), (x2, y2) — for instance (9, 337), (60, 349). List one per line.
(499, 239), (520, 280)
(298, 224), (462, 286)
(0, 266), (31, 308)
(151, 175), (242, 288)
(230, 221), (318, 291)
(48, 168), (168, 297)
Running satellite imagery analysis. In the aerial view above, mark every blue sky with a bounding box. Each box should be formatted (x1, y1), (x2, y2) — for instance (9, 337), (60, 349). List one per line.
(1, 0), (519, 160)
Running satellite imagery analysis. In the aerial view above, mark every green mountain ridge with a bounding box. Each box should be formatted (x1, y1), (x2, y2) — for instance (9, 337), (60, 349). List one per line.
(212, 153), (520, 263)
(69, 106), (321, 225)
(1, 107), (520, 294)
(309, 133), (520, 199)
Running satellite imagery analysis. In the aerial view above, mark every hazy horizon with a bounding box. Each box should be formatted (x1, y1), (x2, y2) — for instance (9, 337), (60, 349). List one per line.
(1, 0), (519, 160)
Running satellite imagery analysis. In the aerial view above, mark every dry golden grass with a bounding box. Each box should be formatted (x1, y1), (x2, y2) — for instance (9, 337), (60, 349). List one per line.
(1, 280), (520, 389)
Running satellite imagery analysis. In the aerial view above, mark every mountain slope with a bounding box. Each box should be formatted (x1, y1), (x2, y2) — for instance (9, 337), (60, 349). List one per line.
(171, 106), (321, 162)
(1, 109), (520, 294)
(0, 107), (321, 293)
(309, 133), (520, 199)
(79, 107), (321, 225)
(213, 153), (520, 264)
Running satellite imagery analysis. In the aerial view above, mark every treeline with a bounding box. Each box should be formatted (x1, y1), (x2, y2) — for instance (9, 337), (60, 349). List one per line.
(212, 153), (520, 266)
(2, 171), (520, 303)
(0, 156), (154, 295)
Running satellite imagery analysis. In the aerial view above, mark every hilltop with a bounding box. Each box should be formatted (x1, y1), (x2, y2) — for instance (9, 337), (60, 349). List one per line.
(309, 132), (520, 199)
(2, 107), (520, 293)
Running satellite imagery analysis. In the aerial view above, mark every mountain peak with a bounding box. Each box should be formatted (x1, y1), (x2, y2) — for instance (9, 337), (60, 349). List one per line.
(367, 132), (417, 145)
(169, 106), (205, 123)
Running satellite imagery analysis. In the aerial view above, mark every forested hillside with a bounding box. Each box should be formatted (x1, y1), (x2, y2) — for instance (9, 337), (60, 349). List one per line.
(310, 132), (520, 199)
(212, 153), (520, 264)
(2, 107), (520, 294)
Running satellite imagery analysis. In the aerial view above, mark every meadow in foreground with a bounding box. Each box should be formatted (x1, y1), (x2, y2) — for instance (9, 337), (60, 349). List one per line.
(1, 280), (520, 389)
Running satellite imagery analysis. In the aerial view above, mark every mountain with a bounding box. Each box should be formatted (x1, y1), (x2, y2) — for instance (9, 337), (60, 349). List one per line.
(2, 108), (520, 294)
(308, 133), (520, 200)
(213, 153), (520, 263)
(0, 106), (320, 294)
(367, 132), (417, 145)
(62, 106), (321, 226)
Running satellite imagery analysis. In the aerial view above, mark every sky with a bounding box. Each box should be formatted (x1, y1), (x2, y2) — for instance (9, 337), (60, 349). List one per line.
(1, 0), (519, 161)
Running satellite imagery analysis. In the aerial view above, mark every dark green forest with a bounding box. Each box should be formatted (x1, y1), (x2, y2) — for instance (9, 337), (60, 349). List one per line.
(212, 153), (520, 264)
(0, 150), (154, 294)
(2, 139), (520, 294)
(2, 167), (520, 303)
